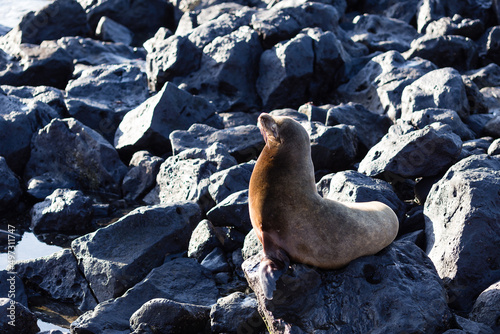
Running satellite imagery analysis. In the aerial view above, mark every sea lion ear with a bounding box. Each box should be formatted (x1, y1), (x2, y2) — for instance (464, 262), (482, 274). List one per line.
(270, 121), (280, 141)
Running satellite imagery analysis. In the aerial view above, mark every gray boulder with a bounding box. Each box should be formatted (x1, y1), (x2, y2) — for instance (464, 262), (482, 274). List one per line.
(424, 154), (500, 313)
(348, 14), (419, 52)
(1, 85), (66, 116)
(349, 0), (418, 23)
(326, 103), (392, 150)
(31, 189), (94, 234)
(0, 157), (22, 212)
(130, 298), (210, 334)
(484, 116), (500, 138)
(462, 138), (494, 156)
(488, 138), (500, 155)
(0, 298), (39, 334)
(201, 247), (230, 273)
(71, 202), (201, 302)
(304, 122), (357, 172)
(70, 257), (218, 334)
(464, 63), (500, 89)
(65, 64), (148, 142)
(122, 151), (164, 202)
(25, 118), (128, 198)
(425, 15), (484, 40)
(210, 292), (263, 334)
(478, 26), (500, 65)
(298, 103), (329, 123)
(401, 67), (470, 119)
(208, 161), (255, 204)
(469, 281), (500, 333)
(243, 241), (452, 333)
(188, 219), (222, 261)
(95, 16), (133, 46)
(337, 50), (437, 120)
(153, 143), (237, 211)
(359, 123), (462, 179)
(327, 170), (405, 222)
(242, 229), (262, 261)
(26, 173), (76, 200)
(14, 249), (97, 312)
(114, 82), (217, 157)
(170, 124), (263, 161)
(206, 190), (252, 233)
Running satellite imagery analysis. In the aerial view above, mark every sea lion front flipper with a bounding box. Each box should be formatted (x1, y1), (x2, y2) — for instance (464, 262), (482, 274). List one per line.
(259, 248), (290, 300)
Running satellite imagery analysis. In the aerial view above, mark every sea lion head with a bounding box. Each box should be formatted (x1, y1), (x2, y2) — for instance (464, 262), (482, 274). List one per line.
(258, 113), (310, 153)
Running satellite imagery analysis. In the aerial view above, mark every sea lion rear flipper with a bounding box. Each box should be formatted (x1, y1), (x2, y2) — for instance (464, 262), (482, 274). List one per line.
(259, 249), (290, 300)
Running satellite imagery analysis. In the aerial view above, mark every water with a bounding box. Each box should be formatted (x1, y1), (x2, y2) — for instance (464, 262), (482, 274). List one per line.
(0, 0), (54, 29)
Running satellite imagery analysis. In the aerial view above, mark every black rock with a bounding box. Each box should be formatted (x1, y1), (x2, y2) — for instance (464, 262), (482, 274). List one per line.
(326, 102), (392, 150)
(200, 247), (230, 273)
(401, 67), (470, 119)
(0, 271), (28, 307)
(31, 189), (94, 234)
(130, 298), (210, 334)
(114, 82), (218, 158)
(425, 15), (484, 40)
(170, 124), (263, 162)
(210, 292), (264, 334)
(70, 257), (218, 333)
(1, 85), (66, 116)
(298, 103), (328, 123)
(469, 281), (500, 333)
(478, 26), (500, 66)
(208, 161), (255, 204)
(464, 63), (500, 89)
(424, 154), (500, 313)
(462, 137), (494, 155)
(0, 157), (22, 212)
(206, 189), (252, 233)
(65, 63), (149, 142)
(188, 219), (222, 261)
(26, 173), (76, 200)
(242, 229), (262, 262)
(95, 16), (133, 46)
(14, 249), (97, 311)
(122, 151), (164, 202)
(464, 114), (496, 137)
(25, 118), (128, 199)
(71, 202), (201, 302)
(0, 298), (39, 334)
(243, 241), (452, 333)
(484, 116), (500, 138)
(327, 170), (406, 222)
(359, 123), (462, 179)
(488, 138), (500, 155)
(348, 0), (418, 23)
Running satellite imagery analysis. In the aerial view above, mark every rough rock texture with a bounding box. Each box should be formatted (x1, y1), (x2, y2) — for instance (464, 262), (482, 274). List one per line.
(130, 298), (210, 334)
(188, 219), (222, 261)
(0, 156), (22, 212)
(469, 281), (500, 332)
(424, 155), (500, 313)
(14, 249), (97, 312)
(208, 161), (254, 204)
(206, 189), (252, 233)
(70, 257), (218, 334)
(488, 138), (500, 155)
(210, 292), (263, 334)
(71, 202), (201, 302)
(359, 123), (463, 178)
(0, 298), (39, 334)
(25, 118), (128, 198)
(122, 151), (164, 202)
(95, 16), (133, 46)
(114, 82), (217, 157)
(243, 241), (452, 333)
(30, 188), (94, 234)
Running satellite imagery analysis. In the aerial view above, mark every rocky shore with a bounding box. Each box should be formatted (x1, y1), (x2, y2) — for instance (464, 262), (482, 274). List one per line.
(0, 0), (499, 333)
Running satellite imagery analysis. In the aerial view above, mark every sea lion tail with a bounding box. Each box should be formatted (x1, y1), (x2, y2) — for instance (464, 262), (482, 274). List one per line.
(259, 250), (290, 300)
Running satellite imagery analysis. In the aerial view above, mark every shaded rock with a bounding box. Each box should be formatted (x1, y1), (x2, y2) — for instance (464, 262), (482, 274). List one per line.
(401, 67), (470, 119)
(461, 76), (489, 115)
(14, 249), (97, 312)
(206, 190), (252, 233)
(145, 33), (201, 91)
(170, 124), (263, 161)
(210, 292), (263, 334)
(250, 0), (340, 48)
(65, 63), (148, 142)
(71, 202), (201, 302)
(0, 0), (88, 46)
(217, 111), (259, 128)
(327, 170), (406, 222)
(480, 86), (500, 113)
(212, 226), (246, 253)
(122, 151), (164, 202)
(464, 63), (500, 89)
(478, 26), (500, 65)
(25, 118), (128, 198)
(130, 298), (210, 334)
(399, 205), (426, 237)
(424, 154), (500, 313)
(465, 114), (496, 137)
(316, 173), (335, 198)
(31, 188), (94, 234)
(425, 15), (484, 40)
(208, 161), (255, 204)
(326, 102), (392, 150)
(462, 137), (494, 155)
(402, 108), (475, 140)
(26, 173), (76, 200)
(114, 82), (217, 158)
(1, 85), (66, 116)
(403, 35), (477, 72)
(337, 50), (437, 120)
(488, 138), (500, 155)
(70, 257), (218, 333)
(177, 26), (262, 113)
(347, 0), (419, 23)
(348, 14), (419, 52)
(188, 219), (222, 261)
(241, 229), (262, 261)
(79, 0), (175, 46)
(95, 16), (133, 45)
(201, 247), (230, 273)
(0, 157), (22, 212)
(453, 315), (495, 334)
(298, 103), (328, 123)
(484, 116), (500, 138)
(243, 241), (452, 333)
(0, 271), (28, 307)
(359, 123), (462, 178)
(0, 298), (39, 334)
(304, 122), (357, 172)
(469, 281), (500, 332)
(153, 143), (236, 212)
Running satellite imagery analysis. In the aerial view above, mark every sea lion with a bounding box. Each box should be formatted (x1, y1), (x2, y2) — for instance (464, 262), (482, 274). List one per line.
(249, 113), (399, 299)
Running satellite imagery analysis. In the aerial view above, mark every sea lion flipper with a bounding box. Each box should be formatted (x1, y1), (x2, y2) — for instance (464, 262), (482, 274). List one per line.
(259, 249), (290, 300)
